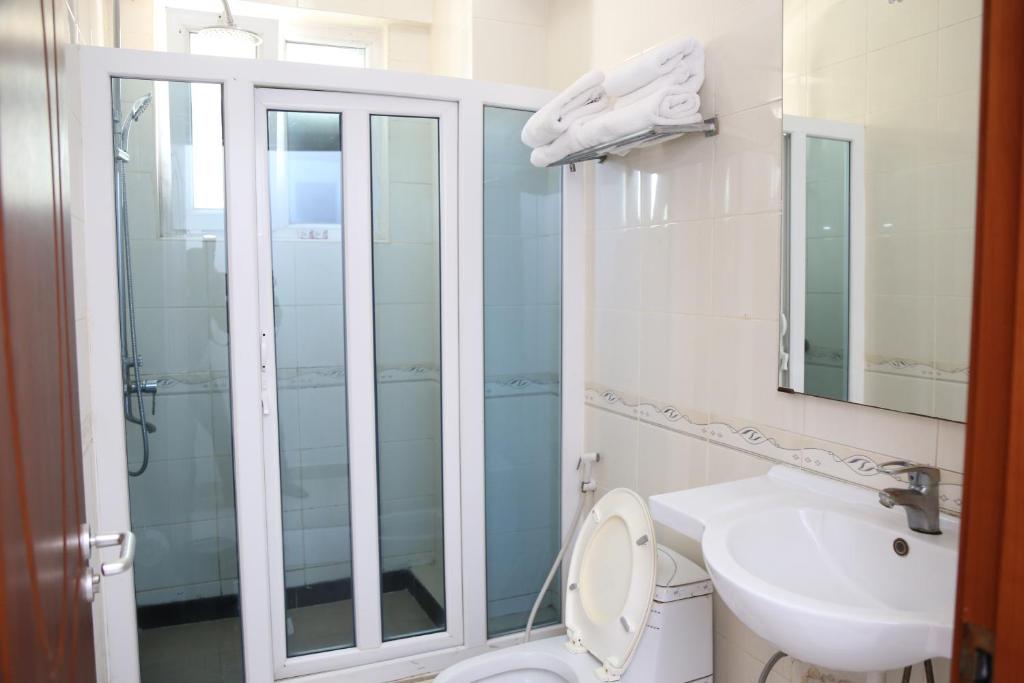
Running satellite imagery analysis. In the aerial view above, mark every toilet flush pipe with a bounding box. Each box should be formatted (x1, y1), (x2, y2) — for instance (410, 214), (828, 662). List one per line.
(524, 452), (600, 642)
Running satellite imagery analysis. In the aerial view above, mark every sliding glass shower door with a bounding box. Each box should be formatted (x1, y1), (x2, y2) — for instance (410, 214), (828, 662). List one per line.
(265, 109), (355, 656)
(254, 90), (461, 678)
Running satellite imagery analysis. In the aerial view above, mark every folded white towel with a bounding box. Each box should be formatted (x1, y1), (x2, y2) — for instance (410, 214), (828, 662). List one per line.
(614, 57), (705, 108)
(521, 70), (609, 148)
(604, 37), (704, 98)
(577, 87), (702, 149)
(529, 118), (591, 168)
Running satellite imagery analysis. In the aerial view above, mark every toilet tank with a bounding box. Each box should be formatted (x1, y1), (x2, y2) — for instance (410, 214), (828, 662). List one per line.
(622, 546), (714, 683)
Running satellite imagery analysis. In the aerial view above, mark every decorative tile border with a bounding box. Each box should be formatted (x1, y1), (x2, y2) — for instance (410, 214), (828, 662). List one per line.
(485, 373), (561, 399)
(866, 357), (969, 383)
(146, 367), (561, 401)
(145, 364), (443, 396)
(585, 384), (963, 515)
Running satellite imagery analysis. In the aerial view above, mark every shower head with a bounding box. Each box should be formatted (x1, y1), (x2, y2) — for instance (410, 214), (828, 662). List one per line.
(130, 93), (152, 122)
(118, 92), (153, 147)
(197, 0), (263, 48)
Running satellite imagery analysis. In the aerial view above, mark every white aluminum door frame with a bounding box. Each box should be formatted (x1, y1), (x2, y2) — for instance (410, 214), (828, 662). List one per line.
(74, 45), (582, 683)
(783, 114), (866, 402)
(253, 88), (462, 679)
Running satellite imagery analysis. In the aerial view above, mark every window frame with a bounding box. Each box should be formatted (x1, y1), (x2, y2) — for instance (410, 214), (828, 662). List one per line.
(283, 39), (370, 68)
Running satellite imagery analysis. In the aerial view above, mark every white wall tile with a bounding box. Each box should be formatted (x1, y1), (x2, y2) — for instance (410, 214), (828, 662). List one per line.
(934, 380), (968, 423)
(584, 406), (639, 490)
(711, 212), (782, 320)
(591, 307), (640, 396)
(473, 0), (548, 26)
(589, 0), (649, 69)
(936, 419), (965, 473)
(388, 23), (431, 65)
(938, 0), (981, 26)
(866, 33), (937, 114)
(806, 0), (866, 70)
(594, 162), (643, 230)
(803, 395), (938, 464)
(593, 227), (643, 309)
(293, 241), (344, 306)
(636, 423), (707, 498)
(712, 0), (783, 115)
(132, 521), (222, 592)
(867, 0), (938, 51)
(708, 318), (805, 433)
(936, 17), (982, 97)
(864, 372), (934, 416)
(297, 385), (348, 449)
(639, 220), (714, 316)
(295, 305), (346, 368)
(545, 0), (593, 90)
(807, 56), (866, 123)
(638, 312), (710, 414)
(707, 443), (777, 485)
(472, 17), (547, 88)
(713, 103), (783, 217)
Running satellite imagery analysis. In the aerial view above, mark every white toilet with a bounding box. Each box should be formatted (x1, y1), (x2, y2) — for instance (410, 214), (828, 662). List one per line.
(436, 489), (713, 683)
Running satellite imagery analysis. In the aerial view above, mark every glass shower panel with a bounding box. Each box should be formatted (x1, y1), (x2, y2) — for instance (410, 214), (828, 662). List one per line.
(804, 136), (851, 400)
(112, 77), (242, 683)
(369, 115), (446, 641)
(482, 106), (563, 637)
(266, 110), (355, 656)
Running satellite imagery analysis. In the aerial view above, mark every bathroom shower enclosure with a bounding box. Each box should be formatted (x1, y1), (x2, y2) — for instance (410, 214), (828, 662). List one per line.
(77, 47), (583, 683)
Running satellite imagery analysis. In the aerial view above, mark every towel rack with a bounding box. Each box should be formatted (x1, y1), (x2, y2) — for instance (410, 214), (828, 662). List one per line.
(547, 117), (719, 168)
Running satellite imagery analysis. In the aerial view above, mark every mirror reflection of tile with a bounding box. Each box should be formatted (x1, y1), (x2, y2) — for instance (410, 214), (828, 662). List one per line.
(780, 0), (981, 423)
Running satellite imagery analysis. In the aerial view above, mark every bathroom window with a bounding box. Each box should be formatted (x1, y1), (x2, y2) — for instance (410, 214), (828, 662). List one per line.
(284, 40), (367, 68)
(188, 30), (259, 59)
(183, 27), (257, 218)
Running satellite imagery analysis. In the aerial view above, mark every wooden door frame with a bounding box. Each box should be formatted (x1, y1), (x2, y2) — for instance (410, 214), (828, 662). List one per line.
(953, 0), (1024, 679)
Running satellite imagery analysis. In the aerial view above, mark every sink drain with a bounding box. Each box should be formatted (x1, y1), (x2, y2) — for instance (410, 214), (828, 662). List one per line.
(893, 537), (910, 557)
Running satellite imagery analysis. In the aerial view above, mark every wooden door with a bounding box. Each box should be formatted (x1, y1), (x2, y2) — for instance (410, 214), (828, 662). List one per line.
(0, 0), (96, 679)
(953, 0), (1024, 680)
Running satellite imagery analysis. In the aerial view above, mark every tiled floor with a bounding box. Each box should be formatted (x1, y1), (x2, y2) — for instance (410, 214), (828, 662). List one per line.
(138, 590), (437, 683)
(138, 617), (243, 683)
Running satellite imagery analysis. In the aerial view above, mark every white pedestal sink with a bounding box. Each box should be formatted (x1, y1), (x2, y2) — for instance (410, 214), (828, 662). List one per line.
(649, 466), (959, 674)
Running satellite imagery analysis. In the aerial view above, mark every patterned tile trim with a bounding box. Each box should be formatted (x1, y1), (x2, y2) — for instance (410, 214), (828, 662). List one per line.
(146, 364), (443, 396)
(485, 373), (561, 399)
(585, 385), (963, 515)
(866, 357), (969, 383)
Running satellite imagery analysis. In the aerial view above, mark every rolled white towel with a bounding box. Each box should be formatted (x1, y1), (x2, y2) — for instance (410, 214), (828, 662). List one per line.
(521, 69), (609, 148)
(577, 87), (702, 149)
(614, 57), (705, 109)
(529, 118), (591, 168)
(604, 37), (704, 98)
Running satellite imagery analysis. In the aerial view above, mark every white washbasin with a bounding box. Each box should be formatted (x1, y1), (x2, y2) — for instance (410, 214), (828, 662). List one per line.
(649, 466), (959, 673)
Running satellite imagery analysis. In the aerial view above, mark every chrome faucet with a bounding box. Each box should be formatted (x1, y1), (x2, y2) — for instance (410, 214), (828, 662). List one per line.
(878, 461), (942, 535)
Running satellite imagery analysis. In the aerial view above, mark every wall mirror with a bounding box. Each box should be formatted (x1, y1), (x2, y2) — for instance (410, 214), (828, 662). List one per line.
(779, 1), (983, 422)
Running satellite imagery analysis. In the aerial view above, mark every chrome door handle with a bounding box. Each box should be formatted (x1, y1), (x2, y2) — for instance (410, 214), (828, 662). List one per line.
(94, 530), (136, 576)
(79, 524), (136, 603)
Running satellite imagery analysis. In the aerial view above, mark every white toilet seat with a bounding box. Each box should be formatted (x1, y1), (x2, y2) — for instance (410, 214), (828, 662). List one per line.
(434, 636), (597, 683)
(434, 489), (659, 683)
(564, 488), (658, 682)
